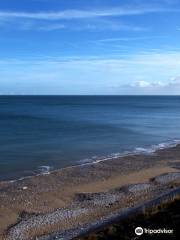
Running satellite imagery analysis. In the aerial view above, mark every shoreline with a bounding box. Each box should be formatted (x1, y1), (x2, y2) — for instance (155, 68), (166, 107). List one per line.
(0, 144), (180, 239)
(1, 139), (180, 184)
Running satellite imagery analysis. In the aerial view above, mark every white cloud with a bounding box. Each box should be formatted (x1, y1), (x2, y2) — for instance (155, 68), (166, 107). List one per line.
(130, 76), (180, 91)
(96, 36), (164, 43)
(132, 80), (153, 88)
(1, 50), (180, 94)
(70, 18), (145, 32)
(0, 15), (146, 32)
(0, 5), (177, 21)
(0, 2), (178, 32)
(169, 76), (180, 85)
(132, 80), (167, 88)
(37, 23), (65, 31)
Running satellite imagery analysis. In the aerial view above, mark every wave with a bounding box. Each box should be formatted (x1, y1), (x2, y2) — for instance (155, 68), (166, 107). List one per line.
(1, 139), (180, 184)
(78, 139), (180, 165)
(135, 140), (180, 154)
(38, 165), (53, 175)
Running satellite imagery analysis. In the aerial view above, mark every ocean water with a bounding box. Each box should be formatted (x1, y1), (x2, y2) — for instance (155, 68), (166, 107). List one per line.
(0, 95), (180, 180)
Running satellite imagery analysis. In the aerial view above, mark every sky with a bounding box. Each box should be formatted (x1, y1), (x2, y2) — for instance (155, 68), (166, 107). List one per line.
(0, 0), (180, 95)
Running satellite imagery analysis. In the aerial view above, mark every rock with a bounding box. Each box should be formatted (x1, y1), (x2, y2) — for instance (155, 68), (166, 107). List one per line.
(152, 172), (180, 184)
(128, 183), (151, 194)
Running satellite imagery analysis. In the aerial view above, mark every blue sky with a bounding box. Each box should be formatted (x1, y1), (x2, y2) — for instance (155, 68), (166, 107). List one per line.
(0, 0), (180, 95)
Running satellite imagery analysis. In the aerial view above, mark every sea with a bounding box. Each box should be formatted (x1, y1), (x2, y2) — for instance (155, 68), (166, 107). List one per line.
(0, 95), (180, 180)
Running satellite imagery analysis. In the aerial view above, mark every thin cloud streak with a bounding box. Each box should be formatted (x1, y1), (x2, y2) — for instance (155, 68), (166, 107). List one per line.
(0, 6), (177, 20)
(96, 36), (166, 43)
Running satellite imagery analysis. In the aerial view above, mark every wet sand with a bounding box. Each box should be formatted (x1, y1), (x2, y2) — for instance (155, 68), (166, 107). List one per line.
(0, 145), (180, 239)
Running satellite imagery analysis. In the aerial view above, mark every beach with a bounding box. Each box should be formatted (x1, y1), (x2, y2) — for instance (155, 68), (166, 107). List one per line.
(1, 0), (180, 237)
(0, 144), (180, 239)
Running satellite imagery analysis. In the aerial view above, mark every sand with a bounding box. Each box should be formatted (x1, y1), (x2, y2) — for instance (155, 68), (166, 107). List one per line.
(0, 145), (180, 239)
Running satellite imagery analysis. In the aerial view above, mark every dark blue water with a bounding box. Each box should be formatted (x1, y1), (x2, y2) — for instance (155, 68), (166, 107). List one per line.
(0, 96), (180, 180)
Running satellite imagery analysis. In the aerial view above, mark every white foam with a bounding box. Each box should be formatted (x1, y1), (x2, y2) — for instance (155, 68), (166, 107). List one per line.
(2, 139), (180, 184)
(77, 139), (180, 166)
(38, 166), (53, 175)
